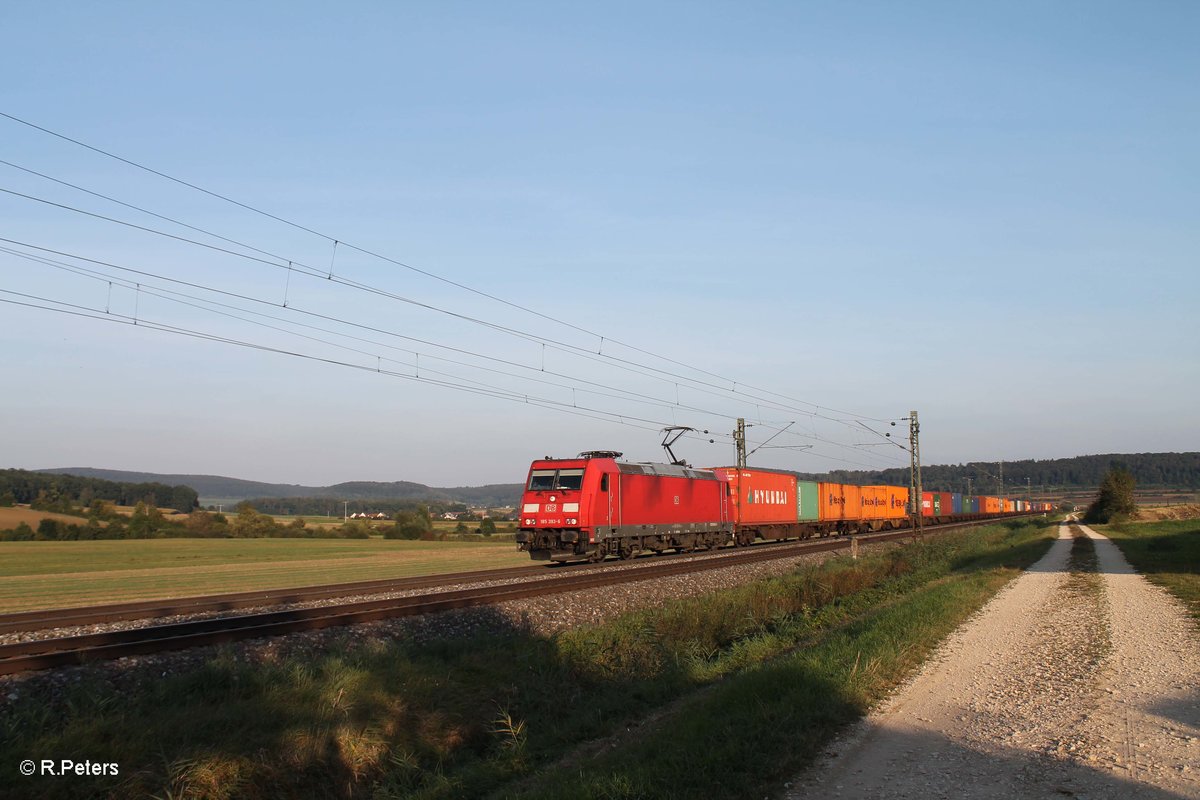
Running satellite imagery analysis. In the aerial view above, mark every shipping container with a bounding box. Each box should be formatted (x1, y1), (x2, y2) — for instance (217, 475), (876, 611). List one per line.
(861, 485), (888, 518)
(981, 496), (1001, 514)
(1004, 499), (1015, 513)
(883, 485), (910, 519)
(798, 481), (820, 521)
(952, 493), (964, 515)
(937, 492), (954, 516)
(819, 482), (862, 521)
(712, 467), (799, 527)
(921, 491), (935, 517)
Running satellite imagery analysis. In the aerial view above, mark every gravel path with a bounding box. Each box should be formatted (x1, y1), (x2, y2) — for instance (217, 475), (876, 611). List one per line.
(789, 522), (1200, 800)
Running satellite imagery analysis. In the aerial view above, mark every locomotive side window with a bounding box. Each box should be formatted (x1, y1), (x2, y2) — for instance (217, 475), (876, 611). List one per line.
(528, 470), (556, 491)
(600, 474), (609, 492)
(557, 469), (585, 490)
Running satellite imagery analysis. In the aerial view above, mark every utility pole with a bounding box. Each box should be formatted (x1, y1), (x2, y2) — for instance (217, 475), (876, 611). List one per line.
(998, 459), (1004, 496)
(734, 418), (747, 470)
(966, 476), (972, 498)
(343, 500), (348, 521)
(909, 410), (923, 535)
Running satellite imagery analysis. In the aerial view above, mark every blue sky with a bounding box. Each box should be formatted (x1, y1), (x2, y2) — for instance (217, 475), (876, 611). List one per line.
(1, 1), (1197, 486)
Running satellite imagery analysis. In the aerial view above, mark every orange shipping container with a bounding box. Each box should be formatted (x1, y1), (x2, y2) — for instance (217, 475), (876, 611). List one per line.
(860, 486), (888, 519)
(884, 485), (910, 519)
(712, 467), (799, 526)
(981, 496), (1001, 514)
(819, 482), (862, 521)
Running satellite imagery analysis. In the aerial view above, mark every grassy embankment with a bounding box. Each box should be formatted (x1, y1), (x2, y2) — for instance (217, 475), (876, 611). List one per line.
(1098, 517), (1200, 620)
(0, 538), (530, 613)
(0, 518), (1056, 799)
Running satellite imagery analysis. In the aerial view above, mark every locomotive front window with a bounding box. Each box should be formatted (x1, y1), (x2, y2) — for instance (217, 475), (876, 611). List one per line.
(528, 470), (556, 491)
(556, 469), (584, 490)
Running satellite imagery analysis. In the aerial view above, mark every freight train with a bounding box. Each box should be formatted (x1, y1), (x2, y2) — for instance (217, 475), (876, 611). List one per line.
(515, 451), (1050, 562)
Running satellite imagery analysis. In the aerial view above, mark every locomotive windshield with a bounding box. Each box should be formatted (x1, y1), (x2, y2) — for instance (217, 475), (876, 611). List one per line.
(528, 470), (556, 491)
(527, 468), (585, 491)
(557, 469), (584, 490)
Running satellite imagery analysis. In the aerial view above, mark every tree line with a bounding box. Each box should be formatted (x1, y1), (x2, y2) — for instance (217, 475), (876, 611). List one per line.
(0, 468), (199, 512)
(243, 496), (471, 518)
(0, 500), (506, 542)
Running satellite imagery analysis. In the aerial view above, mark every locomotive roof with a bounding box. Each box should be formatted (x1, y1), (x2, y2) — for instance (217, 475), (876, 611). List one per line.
(617, 462), (719, 480)
(530, 456), (719, 481)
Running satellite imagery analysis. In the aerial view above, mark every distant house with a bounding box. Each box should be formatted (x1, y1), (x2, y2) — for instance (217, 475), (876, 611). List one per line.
(442, 512), (460, 520)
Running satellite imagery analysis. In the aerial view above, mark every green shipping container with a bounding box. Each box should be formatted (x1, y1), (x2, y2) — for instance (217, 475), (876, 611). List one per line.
(797, 481), (819, 521)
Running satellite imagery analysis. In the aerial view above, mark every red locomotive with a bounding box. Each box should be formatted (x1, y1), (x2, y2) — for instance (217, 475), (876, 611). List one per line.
(515, 451), (1048, 562)
(516, 451), (731, 562)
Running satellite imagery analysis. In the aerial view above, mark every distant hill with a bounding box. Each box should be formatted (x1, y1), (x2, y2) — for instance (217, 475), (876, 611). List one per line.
(39, 452), (1200, 510)
(38, 468), (524, 507)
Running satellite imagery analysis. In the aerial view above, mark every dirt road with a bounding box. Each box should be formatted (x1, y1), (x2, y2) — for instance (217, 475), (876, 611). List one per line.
(790, 522), (1199, 799)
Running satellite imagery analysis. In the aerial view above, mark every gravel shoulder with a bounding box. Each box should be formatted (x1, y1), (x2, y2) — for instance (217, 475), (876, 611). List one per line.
(789, 522), (1200, 800)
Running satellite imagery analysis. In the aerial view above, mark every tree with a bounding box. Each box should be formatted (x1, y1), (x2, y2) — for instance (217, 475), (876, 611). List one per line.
(231, 503), (281, 538)
(389, 510), (431, 540)
(1084, 466), (1136, 524)
(128, 501), (166, 538)
(480, 517), (497, 536)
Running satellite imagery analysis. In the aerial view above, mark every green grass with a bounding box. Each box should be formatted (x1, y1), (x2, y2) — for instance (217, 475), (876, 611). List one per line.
(1099, 518), (1200, 620)
(0, 538), (531, 612)
(0, 519), (1056, 799)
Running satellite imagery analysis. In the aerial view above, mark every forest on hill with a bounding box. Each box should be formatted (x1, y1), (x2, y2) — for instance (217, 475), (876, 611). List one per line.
(37, 468), (522, 507)
(0, 469), (199, 511)
(796, 452), (1200, 493)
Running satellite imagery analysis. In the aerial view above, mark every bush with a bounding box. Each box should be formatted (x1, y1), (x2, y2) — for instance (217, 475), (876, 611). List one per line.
(388, 509), (432, 540)
(0, 522), (35, 541)
(230, 504), (284, 538)
(335, 520), (374, 539)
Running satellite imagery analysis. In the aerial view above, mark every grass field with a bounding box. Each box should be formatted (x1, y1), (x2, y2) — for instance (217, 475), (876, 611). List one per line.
(0, 519), (1057, 799)
(0, 506), (91, 528)
(1100, 517), (1200, 621)
(0, 538), (531, 612)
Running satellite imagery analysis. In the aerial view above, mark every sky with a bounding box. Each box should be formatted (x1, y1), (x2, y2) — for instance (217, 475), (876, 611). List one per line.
(1, 1), (1197, 487)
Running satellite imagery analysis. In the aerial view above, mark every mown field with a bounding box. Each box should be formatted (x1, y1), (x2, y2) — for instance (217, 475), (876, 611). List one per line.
(0, 538), (531, 613)
(0, 518), (1058, 799)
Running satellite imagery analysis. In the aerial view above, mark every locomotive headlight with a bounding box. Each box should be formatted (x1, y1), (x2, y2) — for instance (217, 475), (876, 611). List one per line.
(524, 518), (535, 526)
(566, 518), (577, 525)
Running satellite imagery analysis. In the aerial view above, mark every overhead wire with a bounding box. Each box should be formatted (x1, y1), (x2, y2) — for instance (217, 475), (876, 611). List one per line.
(0, 238), (812, 432)
(0, 112), (898, 425)
(1, 183), (875, 430)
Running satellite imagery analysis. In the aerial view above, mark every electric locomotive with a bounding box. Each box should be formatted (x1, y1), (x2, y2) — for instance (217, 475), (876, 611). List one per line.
(515, 451), (732, 562)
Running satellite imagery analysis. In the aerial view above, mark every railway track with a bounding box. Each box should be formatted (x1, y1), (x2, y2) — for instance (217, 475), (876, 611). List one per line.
(0, 517), (1036, 676)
